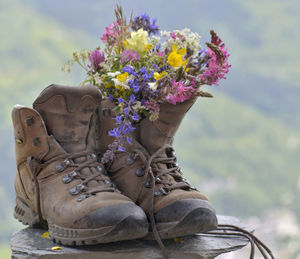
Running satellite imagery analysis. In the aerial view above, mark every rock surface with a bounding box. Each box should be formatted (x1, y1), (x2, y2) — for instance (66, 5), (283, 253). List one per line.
(11, 215), (253, 259)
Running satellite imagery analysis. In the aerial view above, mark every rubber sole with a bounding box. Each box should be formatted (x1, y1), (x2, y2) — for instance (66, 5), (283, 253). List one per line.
(14, 196), (148, 245)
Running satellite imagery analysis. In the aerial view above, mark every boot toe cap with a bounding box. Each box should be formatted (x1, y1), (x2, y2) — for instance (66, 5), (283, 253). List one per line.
(74, 202), (149, 241)
(154, 198), (217, 238)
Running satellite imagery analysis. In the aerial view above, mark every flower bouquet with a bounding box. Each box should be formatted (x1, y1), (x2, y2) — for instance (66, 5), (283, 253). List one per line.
(65, 5), (230, 161)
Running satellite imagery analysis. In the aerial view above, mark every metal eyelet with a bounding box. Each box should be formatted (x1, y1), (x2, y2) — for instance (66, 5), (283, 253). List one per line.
(56, 159), (71, 172)
(56, 162), (66, 172)
(145, 180), (152, 188)
(90, 153), (97, 159)
(126, 156), (134, 166)
(154, 188), (169, 197)
(135, 167), (145, 177)
(154, 190), (163, 197)
(155, 177), (161, 183)
(62, 171), (77, 184)
(97, 165), (103, 172)
(69, 184), (84, 195)
(77, 194), (88, 202)
(104, 179), (111, 184)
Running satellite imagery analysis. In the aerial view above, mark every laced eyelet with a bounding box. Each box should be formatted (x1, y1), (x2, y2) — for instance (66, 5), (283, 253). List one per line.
(56, 159), (70, 172)
(104, 179), (111, 184)
(90, 153), (97, 159)
(77, 194), (88, 202)
(126, 156), (134, 166)
(154, 188), (169, 197)
(136, 167), (145, 177)
(69, 184), (84, 195)
(145, 180), (152, 188)
(62, 171), (77, 184)
(97, 165), (103, 172)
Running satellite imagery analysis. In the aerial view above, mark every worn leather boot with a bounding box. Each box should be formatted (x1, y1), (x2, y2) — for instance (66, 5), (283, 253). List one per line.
(12, 84), (148, 246)
(99, 98), (217, 239)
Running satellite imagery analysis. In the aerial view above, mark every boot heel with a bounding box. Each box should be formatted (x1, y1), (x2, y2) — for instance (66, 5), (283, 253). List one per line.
(14, 197), (42, 227)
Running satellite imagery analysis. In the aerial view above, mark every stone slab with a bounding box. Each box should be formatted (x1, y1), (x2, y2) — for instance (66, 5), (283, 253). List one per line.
(11, 215), (252, 259)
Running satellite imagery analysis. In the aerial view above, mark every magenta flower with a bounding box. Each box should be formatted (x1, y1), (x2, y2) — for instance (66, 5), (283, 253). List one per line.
(89, 49), (105, 71)
(101, 21), (119, 45)
(170, 32), (176, 39)
(120, 49), (140, 64)
(199, 31), (231, 86)
(166, 80), (196, 105)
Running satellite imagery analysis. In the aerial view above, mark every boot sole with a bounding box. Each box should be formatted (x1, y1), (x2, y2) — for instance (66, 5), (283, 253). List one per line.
(14, 196), (148, 245)
(145, 200), (217, 240)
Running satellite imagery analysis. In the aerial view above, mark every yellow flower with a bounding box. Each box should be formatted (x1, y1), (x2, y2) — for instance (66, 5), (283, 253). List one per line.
(116, 72), (129, 82)
(51, 246), (63, 250)
(168, 44), (187, 68)
(41, 232), (49, 238)
(153, 71), (168, 81)
(124, 29), (149, 54)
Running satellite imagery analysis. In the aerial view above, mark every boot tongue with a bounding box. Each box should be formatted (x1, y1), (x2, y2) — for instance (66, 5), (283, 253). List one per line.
(33, 84), (102, 153)
(33, 84), (102, 188)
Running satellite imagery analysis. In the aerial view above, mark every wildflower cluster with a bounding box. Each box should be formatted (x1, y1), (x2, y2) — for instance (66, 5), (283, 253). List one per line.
(67, 6), (231, 161)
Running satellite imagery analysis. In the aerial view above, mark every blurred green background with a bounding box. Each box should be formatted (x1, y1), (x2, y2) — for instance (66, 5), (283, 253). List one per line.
(1, 0), (299, 258)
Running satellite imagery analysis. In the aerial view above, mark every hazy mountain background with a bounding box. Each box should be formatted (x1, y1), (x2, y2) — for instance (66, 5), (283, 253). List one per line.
(1, 0), (299, 258)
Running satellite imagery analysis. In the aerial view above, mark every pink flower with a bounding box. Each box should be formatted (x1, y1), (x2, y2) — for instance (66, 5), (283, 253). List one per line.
(166, 80), (196, 105)
(120, 49), (140, 64)
(199, 31), (231, 86)
(170, 32), (176, 39)
(101, 21), (119, 45)
(89, 49), (105, 71)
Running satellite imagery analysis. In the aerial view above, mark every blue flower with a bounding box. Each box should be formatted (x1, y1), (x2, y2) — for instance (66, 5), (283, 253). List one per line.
(131, 13), (159, 35)
(118, 97), (124, 103)
(133, 84), (140, 92)
(116, 115), (122, 124)
(118, 146), (126, 152)
(131, 112), (140, 121)
(123, 66), (137, 76)
(124, 107), (129, 114)
(130, 94), (135, 103)
(108, 128), (120, 138)
(126, 137), (133, 145)
(139, 67), (148, 74)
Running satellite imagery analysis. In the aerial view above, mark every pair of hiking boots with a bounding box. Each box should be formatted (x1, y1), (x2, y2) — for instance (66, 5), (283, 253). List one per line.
(12, 84), (217, 246)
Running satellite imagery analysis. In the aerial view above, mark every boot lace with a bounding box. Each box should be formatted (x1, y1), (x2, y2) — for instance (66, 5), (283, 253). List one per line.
(27, 151), (118, 225)
(131, 144), (275, 259)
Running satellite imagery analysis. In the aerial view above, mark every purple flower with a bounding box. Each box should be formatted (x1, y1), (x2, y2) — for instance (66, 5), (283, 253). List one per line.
(120, 49), (140, 64)
(89, 49), (105, 71)
(133, 84), (140, 92)
(122, 66), (137, 76)
(131, 112), (140, 121)
(126, 137), (133, 144)
(118, 97), (124, 103)
(118, 146), (126, 152)
(130, 94), (135, 102)
(116, 115), (122, 124)
(131, 13), (159, 35)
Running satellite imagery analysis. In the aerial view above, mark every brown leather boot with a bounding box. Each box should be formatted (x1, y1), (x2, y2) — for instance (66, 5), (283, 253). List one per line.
(99, 98), (217, 239)
(12, 84), (148, 246)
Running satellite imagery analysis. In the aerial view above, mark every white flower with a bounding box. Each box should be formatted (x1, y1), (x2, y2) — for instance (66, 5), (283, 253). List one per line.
(148, 82), (158, 91)
(132, 101), (144, 111)
(160, 30), (170, 37)
(111, 78), (130, 90)
(107, 71), (121, 77)
(94, 73), (102, 85)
